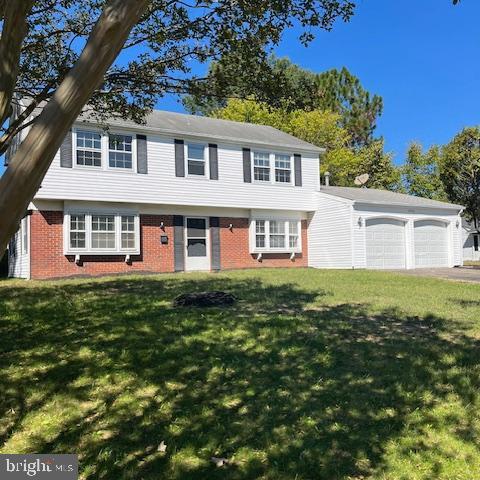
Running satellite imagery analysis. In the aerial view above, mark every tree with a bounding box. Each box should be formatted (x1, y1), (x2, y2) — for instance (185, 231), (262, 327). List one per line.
(0, 0), (357, 253)
(402, 142), (446, 200)
(184, 56), (383, 147)
(213, 98), (401, 190)
(439, 127), (480, 228)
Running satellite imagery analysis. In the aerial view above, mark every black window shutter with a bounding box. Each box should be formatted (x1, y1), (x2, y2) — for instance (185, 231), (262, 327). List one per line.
(294, 154), (302, 186)
(243, 148), (251, 183)
(209, 144), (219, 180)
(60, 130), (73, 168)
(210, 217), (221, 270)
(136, 134), (148, 174)
(175, 139), (185, 177)
(173, 215), (185, 271)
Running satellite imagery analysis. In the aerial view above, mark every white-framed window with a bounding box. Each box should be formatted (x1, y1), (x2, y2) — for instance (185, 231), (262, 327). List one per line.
(108, 134), (133, 169)
(252, 152), (293, 184)
(251, 219), (302, 252)
(65, 212), (140, 255)
(255, 220), (266, 248)
(121, 215), (136, 249)
(21, 217), (29, 254)
(76, 130), (102, 167)
(69, 214), (86, 249)
(269, 220), (285, 248)
(275, 154), (292, 183)
(187, 143), (206, 176)
(91, 214), (116, 249)
(253, 152), (270, 182)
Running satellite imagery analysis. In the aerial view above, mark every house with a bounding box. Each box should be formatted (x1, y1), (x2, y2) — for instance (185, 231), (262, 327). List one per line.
(462, 219), (480, 262)
(7, 108), (464, 279)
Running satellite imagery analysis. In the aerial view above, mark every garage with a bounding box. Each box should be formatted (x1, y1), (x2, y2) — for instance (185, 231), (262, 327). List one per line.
(310, 186), (464, 270)
(365, 218), (406, 269)
(414, 220), (449, 267)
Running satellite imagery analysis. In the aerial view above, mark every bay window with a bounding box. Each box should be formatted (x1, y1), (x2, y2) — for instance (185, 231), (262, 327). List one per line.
(252, 219), (301, 252)
(65, 212), (140, 254)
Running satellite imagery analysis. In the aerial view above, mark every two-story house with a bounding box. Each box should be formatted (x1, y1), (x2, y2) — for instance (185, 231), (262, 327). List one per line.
(7, 108), (465, 279)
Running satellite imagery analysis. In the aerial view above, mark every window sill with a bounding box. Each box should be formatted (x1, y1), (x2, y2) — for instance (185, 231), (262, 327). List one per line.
(65, 250), (140, 256)
(250, 249), (302, 255)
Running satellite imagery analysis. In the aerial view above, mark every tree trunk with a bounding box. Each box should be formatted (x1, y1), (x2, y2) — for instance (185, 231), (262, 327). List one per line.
(0, 0), (150, 254)
(0, 0), (35, 126)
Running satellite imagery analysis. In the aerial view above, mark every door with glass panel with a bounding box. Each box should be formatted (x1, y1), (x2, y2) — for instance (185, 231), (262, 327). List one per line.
(185, 217), (210, 271)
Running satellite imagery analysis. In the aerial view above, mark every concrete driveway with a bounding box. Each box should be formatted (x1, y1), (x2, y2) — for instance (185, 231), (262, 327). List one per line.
(391, 267), (480, 283)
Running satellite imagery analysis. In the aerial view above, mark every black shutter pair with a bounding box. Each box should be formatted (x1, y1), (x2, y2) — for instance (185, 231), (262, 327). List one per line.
(60, 130), (148, 174)
(242, 148), (302, 186)
(174, 139), (218, 180)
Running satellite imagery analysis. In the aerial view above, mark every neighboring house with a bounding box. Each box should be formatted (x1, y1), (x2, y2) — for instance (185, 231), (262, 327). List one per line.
(7, 108), (464, 279)
(462, 219), (480, 262)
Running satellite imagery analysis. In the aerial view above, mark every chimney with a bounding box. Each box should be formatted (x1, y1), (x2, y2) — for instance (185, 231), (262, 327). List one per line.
(324, 171), (330, 187)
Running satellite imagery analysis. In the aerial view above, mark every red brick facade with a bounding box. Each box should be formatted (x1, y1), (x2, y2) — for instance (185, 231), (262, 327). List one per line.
(29, 211), (308, 279)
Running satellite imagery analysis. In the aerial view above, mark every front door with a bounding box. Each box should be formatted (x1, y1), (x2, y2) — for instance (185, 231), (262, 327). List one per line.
(185, 217), (210, 271)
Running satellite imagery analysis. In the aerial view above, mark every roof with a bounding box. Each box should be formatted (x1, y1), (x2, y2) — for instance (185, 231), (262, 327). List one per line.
(77, 109), (323, 154)
(320, 186), (464, 210)
(462, 218), (480, 232)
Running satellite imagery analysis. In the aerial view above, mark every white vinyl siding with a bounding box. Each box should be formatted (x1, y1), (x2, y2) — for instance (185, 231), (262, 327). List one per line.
(39, 134), (320, 211)
(308, 195), (353, 269)
(64, 211), (140, 255)
(8, 216), (30, 279)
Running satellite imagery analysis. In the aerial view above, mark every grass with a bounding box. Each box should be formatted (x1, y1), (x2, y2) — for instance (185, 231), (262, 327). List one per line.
(1, 268), (480, 479)
(464, 260), (480, 268)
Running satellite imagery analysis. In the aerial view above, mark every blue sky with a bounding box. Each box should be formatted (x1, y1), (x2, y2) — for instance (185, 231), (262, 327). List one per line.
(158, 0), (480, 165)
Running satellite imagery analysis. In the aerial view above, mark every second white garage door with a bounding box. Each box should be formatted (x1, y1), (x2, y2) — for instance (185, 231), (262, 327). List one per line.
(366, 218), (406, 269)
(414, 220), (449, 267)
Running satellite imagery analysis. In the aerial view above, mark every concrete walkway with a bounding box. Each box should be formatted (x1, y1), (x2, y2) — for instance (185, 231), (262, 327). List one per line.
(391, 267), (480, 284)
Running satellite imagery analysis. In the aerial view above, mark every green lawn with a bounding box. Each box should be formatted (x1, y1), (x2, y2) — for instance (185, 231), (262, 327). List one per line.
(1, 269), (480, 480)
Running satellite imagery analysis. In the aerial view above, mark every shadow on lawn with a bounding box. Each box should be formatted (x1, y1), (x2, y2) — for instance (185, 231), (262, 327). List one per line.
(0, 275), (479, 479)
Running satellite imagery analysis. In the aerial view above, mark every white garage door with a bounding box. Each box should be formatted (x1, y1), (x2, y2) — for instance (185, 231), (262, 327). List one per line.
(366, 218), (406, 269)
(414, 220), (449, 268)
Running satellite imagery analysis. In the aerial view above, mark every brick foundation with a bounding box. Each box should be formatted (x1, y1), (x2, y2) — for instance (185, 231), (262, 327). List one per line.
(29, 211), (308, 279)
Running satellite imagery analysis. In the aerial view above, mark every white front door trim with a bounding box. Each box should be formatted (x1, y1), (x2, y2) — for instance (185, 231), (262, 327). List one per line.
(185, 216), (210, 271)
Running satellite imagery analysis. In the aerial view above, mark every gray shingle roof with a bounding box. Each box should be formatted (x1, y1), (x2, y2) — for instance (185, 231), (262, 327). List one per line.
(78, 109), (323, 154)
(320, 186), (464, 210)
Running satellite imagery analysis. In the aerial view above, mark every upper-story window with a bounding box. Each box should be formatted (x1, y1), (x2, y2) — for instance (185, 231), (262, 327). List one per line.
(109, 134), (133, 169)
(253, 152), (293, 184)
(275, 154), (292, 183)
(253, 152), (270, 182)
(187, 143), (206, 176)
(76, 130), (102, 167)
